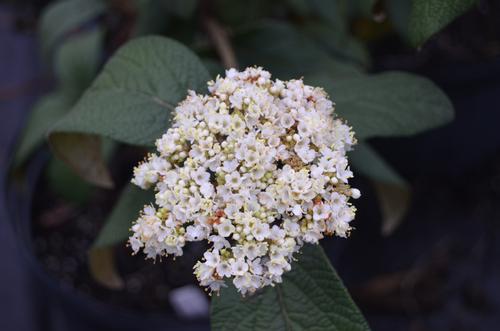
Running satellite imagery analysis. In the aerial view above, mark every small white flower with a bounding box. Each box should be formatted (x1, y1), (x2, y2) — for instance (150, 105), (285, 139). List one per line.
(204, 250), (220, 267)
(313, 203), (331, 221)
(192, 168), (210, 185)
(216, 261), (232, 277)
(267, 260), (286, 276)
(231, 259), (249, 276)
(200, 182), (214, 198)
(269, 225), (286, 241)
(252, 222), (270, 241)
(222, 159), (239, 173)
(279, 113), (295, 128)
(249, 258), (264, 275)
(185, 225), (206, 241)
(351, 188), (361, 199)
(292, 204), (303, 216)
(243, 242), (260, 260)
(209, 235), (230, 250)
(215, 218), (235, 237)
(310, 165), (324, 178)
(225, 171), (242, 189)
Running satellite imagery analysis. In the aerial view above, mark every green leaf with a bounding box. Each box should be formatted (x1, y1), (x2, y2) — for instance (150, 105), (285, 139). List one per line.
(50, 36), (210, 148)
(350, 143), (411, 235)
(307, 0), (346, 32)
(212, 244), (370, 331)
(409, 0), (476, 47)
(352, 0), (376, 17)
(301, 22), (370, 67)
(93, 184), (154, 248)
(39, 0), (106, 57)
(233, 21), (362, 81)
(35, 31), (107, 187)
(50, 133), (114, 188)
(349, 143), (407, 186)
(48, 36), (209, 187)
(12, 93), (72, 167)
(13, 29), (103, 169)
(46, 157), (93, 204)
(386, 0), (412, 42)
(46, 138), (115, 204)
(56, 28), (103, 99)
(309, 71), (454, 140)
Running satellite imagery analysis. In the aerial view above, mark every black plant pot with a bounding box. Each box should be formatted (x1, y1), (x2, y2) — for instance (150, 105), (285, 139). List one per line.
(6, 154), (210, 331)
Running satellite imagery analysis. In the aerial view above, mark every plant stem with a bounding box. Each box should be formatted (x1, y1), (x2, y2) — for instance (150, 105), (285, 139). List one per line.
(203, 16), (238, 70)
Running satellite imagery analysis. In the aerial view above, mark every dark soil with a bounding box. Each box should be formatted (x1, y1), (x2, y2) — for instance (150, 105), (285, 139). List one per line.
(30, 146), (208, 313)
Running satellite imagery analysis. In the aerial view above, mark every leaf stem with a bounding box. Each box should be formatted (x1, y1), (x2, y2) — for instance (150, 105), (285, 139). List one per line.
(202, 16), (238, 70)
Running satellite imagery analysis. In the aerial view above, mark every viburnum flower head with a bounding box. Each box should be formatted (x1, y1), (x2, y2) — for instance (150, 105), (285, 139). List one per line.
(129, 67), (360, 295)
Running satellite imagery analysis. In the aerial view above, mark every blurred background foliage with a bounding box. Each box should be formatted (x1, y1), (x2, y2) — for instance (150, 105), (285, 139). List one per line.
(7, 0), (496, 330)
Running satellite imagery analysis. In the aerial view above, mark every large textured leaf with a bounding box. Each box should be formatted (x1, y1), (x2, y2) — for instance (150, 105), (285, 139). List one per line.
(409, 0), (476, 47)
(212, 245), (370, 331)
(13, 29), (103, 168)
(233, 21), (362, 81)
(47, 29), (109, 188)
(307, 0), (346, 32)
(12, 93), (71, 167)
(46, 138), (115, 204)
(350, 143), (411, 235)
(56, 28), (103, 99)
(92, 184), (154, 248)
(301, 22), (370, 67)
(47, 29), (106, 187)
(50, 36), (210, 147)
(310, 72), (454, 140)
(50, 133), (113, 188)
(39, 0), (106, 57)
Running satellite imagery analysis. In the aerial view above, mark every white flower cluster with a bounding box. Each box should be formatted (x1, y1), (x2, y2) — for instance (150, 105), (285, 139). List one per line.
(129, 67), (360, 295)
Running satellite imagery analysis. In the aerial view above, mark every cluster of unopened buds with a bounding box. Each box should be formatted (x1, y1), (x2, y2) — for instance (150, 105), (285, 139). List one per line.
(129, 67), (360, 295)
